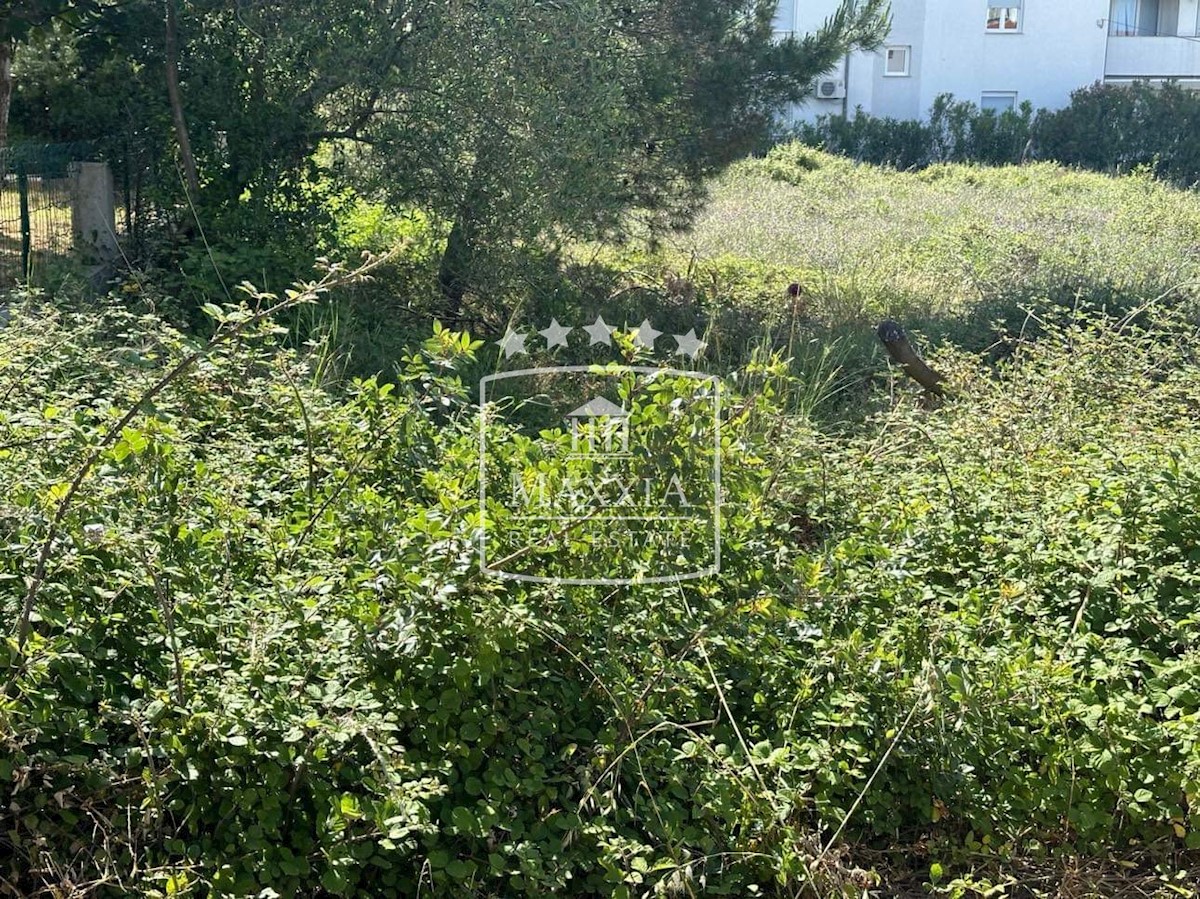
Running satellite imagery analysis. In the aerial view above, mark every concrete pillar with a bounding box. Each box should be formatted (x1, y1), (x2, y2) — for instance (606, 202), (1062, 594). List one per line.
(70, 161), (118, 271)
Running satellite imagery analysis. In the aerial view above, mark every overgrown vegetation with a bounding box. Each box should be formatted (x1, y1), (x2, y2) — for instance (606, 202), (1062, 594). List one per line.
(3, 149), (1200, 895)
(6, 4), (1200, 896)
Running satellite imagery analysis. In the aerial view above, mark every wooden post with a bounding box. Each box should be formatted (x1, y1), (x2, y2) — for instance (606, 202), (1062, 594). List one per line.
(877, 320), (947, 397)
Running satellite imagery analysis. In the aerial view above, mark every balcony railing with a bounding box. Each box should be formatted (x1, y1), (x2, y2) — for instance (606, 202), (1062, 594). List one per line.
(1106, 34), (1200, 78)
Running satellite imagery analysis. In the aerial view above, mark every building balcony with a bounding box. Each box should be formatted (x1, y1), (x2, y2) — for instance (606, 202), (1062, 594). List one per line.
(1105, 35), (1200, 80)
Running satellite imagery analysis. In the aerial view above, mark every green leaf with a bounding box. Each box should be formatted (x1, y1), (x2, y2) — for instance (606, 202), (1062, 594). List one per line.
(121, 427), (149, 456)
(450, 806), (477, 834)
(320, 868), (349, 893)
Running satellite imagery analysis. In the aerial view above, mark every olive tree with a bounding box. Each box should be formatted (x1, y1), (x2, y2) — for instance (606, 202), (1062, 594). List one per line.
(350, 0), (892, 312)
(8, 0), (888, 313)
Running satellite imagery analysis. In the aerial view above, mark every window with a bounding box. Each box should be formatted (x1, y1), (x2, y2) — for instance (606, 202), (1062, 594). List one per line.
(884, 45), (911, 76)
(986, 2), (1021, 31)
(1110, 0), (1139, 33)
(981, 91), (1017, 112)
(1110, 0), (1178, 35)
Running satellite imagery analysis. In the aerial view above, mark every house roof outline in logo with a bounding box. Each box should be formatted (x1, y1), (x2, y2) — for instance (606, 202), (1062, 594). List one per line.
(566, 396), (630, 456)
(566, 396), (628, 419)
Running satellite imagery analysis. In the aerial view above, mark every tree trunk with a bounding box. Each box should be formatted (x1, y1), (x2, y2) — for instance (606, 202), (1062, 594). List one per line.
(437, 214), (474, 319)
(0, 38), (13, 154)
(164, 0), (199, 198)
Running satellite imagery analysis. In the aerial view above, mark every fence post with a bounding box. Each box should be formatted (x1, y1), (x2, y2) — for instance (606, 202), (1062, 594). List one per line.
(17, 160), (30, 280)
(70, 161), (118, 281)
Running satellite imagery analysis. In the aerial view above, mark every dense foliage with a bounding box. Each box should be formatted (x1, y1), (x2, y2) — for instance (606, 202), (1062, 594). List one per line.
(790, 93), (1036, 171)
(3, 151), (1200, 895)
(793, 82), (1200, 186)
(6, 0), (888, 312)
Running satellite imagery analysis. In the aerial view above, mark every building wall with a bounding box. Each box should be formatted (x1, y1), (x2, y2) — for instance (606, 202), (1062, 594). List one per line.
(915, 0), (1110, 115)
(774, 0), (859, 119)
(781, 0), (1199, 124)
(1177, 0), (1200, 34)
(862, 0), (926, 118)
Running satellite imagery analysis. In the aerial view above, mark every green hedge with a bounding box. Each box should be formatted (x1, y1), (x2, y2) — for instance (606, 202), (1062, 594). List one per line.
(793, 82), (1200, 186)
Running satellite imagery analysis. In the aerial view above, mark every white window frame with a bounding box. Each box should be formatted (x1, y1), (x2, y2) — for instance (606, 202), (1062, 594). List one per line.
(884, 45), (911, 77)
(986, 3), (1023, 33)
(980, 91), (1019, 112)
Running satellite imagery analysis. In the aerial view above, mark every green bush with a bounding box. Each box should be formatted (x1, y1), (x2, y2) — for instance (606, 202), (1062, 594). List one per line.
(3, 282), (1200, 895)
(793, 94), (1035, 170)
(0, 294), (804, 895)
(794, 82), (1200, 187)
(1035, 81), (1200, 186)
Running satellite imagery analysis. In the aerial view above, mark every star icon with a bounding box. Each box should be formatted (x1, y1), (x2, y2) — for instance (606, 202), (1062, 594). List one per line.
(538, 318), (572, 349)
(632, 319), (662, 350)
(495, 328), (528, 358)
(673, 328), (707, 358)
(583, 315), (614, 346)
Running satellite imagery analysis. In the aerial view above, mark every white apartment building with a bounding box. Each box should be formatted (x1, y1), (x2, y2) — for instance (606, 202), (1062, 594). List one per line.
(778, 0), (1200, 121)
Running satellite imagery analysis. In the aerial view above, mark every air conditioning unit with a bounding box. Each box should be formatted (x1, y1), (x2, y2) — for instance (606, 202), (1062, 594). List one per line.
(816, 78), (847, 100)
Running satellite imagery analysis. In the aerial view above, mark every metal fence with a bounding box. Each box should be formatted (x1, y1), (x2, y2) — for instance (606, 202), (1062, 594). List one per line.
(0, 142), (95, 288)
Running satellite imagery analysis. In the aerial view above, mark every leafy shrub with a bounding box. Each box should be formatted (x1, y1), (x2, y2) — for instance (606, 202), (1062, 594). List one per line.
(3, 276), (1200, 896)
(0, 293), (808, 895)
(1034, 81), (1200, 186)
(793, 94), (1035, 170)
(793, 82), (1200, 187)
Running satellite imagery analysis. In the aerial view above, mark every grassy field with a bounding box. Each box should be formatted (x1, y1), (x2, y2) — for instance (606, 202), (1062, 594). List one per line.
(3, 149), (1200, 896)
(687, 146), (1200, 333)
